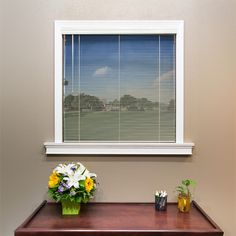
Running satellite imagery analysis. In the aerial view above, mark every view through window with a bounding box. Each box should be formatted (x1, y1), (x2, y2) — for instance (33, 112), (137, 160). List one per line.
(63, 34), (176, 142)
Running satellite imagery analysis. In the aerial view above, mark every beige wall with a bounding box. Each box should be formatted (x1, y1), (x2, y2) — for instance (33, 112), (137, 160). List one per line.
(1, 0), (236, 235)
(0, 0), (3, 233)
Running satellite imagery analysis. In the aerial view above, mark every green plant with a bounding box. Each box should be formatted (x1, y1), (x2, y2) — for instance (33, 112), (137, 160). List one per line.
(176, 179), (196, 198)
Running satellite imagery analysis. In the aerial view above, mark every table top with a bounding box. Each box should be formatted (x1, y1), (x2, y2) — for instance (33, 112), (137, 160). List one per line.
(15, 201), (223, 236)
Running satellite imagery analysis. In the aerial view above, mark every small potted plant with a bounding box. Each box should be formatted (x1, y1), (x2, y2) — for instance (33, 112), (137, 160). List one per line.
(48, 162), (97, 215)
(176, 179), (196, 213)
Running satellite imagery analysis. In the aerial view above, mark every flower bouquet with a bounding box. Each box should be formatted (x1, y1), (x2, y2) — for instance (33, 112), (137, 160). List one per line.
(48, 162), (97, 215)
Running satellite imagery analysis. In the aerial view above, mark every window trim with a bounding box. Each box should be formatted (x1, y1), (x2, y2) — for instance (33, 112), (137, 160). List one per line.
(44, 20), (194, 155)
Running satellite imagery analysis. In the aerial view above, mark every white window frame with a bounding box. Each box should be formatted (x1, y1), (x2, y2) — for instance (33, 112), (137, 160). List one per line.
(44, 20), (194, 155)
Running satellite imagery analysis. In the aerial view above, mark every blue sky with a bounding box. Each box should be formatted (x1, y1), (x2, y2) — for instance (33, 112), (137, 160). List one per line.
(64, 34), (175, 103)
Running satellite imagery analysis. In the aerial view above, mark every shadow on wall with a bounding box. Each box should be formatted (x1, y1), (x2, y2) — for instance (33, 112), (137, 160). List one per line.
(43, 152), (195, 163)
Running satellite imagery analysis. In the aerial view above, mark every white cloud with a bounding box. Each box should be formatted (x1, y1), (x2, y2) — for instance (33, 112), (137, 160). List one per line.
(93, 66), (111, 77)
(153, 70), (174, 89)
(154, 70), (174, 84)
(121, 70), (175, 103)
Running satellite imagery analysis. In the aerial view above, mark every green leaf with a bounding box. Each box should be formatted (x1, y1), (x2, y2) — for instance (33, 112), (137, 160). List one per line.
(176, 186), (184, 192)
(182, 179), (196, 187)
(80, 180), (85, 188)
(75, 196), (82, 203)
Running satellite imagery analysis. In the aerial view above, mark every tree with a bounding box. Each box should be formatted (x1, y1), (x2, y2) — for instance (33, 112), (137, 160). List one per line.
(80, 93), (104, 111)
(64, 94), (79, 111)
(65, 93), (104, 112)
(168, 99), (175, 111)
(64, 80), (69, 86)
(120, 95), (137, 110)
(137, 98), (153, 110)
(112, 99), (120, 107)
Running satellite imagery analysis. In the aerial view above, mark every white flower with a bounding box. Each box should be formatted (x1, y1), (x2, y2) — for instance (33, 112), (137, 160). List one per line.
(54, 164), (66, 174)
(54, 163), (76, 176)
(76, 163), (86, 176)
(53, 162), (96, 190)
(70, 189), (76, 196)
(64, 171), (86, 188)
(76, 163), (97, 178)
(89, 172), (97, 178)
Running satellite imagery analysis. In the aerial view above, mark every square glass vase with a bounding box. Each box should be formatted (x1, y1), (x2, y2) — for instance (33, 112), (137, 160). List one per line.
(61, 200), (81, 215)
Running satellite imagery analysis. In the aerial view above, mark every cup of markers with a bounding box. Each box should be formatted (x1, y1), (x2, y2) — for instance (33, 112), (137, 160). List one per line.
(155, 190), (167, 211)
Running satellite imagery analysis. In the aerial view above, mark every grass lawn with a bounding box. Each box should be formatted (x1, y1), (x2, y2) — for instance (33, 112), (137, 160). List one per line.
(64, 111), (175, 142)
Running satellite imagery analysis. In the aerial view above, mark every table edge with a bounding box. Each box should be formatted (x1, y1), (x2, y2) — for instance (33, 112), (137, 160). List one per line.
(15, 200), (224, 235)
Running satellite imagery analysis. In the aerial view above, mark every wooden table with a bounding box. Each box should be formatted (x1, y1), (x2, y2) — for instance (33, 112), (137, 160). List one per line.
(15, 201), (223, 236)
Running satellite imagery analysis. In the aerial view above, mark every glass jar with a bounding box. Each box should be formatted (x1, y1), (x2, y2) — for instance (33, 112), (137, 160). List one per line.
(178, 195), (190, 213)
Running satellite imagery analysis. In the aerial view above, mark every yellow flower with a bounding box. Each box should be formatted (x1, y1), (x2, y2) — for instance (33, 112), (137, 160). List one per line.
(48, 172), (60, 188)
(85, 178), (94, 192)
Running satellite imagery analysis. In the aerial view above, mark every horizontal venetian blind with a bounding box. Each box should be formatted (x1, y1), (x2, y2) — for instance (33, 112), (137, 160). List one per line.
(63, 34), (176, 142)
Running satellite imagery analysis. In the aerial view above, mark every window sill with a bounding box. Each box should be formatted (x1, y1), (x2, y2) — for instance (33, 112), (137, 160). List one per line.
(44, 142), (194, 155)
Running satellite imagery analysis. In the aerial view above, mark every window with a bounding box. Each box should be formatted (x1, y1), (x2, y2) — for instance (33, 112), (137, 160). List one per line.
(44, 21), (194, 155)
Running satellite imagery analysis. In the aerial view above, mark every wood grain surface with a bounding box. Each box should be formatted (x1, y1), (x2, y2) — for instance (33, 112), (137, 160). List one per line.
(15, 201), (223, 236)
